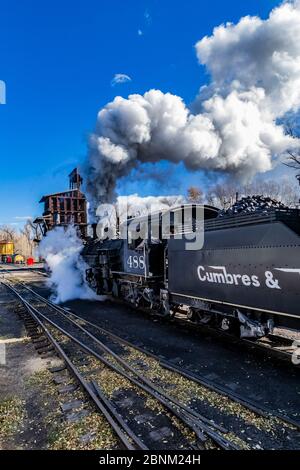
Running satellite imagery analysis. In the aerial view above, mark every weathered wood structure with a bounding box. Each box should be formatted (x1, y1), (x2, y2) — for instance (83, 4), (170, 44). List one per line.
(33, 168), (87, 239)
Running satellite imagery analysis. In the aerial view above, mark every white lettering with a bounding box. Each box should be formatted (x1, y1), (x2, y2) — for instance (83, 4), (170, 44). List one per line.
(265, 271), (281, 289)
(197, 266), (261, 288)
(251, 275), (260, 287)
(99, 456), (134, 467)
(196, 266), (287, 290)
(212, 272), (225, 283)
(233, 274), (242, 285)
(197, 265), (206, 282)
(242, 275), (251, 286)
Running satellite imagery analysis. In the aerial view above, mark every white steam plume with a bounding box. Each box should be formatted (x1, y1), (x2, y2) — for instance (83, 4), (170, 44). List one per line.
(86, 1), (300, 210)
(117, 194), (186, 220)
(95, 194), (186, 238)
(38, 226), (100, 303)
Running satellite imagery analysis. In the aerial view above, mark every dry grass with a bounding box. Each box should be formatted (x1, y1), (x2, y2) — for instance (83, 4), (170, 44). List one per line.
(0, 397), (25, 440)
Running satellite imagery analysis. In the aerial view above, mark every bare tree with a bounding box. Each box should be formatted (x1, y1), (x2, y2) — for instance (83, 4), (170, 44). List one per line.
(284, 150), (300, 176)
(187, 186), (204, 204)
(20, 221), (34, 257)
(0, 221), (37, 259)
(206, 178), (299, 209)
(242, 178), (298, 205)
(27, 219), (42, 242)
(0, 225), (17, 241)
(206, 183), (238, 209)
(282, 123), (300, 173)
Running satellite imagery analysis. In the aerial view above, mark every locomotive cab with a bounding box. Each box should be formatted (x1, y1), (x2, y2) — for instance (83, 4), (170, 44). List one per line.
(121, 212), (166, 278)
(112, 204), (219, 309)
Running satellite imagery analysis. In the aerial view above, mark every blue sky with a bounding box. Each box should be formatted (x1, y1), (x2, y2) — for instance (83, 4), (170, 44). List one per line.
(0, 0), (280, 227)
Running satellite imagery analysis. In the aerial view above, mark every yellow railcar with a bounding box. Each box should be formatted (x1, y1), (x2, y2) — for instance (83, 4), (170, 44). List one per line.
(14, 254), (24, 264)
(0, 242), (14, 255)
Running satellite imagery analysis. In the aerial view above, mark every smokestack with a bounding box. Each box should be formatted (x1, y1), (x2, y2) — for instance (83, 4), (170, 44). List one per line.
(116, 215), (120, 238)
(92, 223), (97, 240)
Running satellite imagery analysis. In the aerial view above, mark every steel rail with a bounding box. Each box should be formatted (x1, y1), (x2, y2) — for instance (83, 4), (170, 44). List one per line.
(161, 309), (297, 362)
(57, 307), (300, 431)
(11, 283), (229, 434)
(7, 282), (226, 431)
(1, 280), (147, 451)
(1, 280), (208, 448)
(109, 293), (298, 364)
(6, 279), (300, 430)
(6, 269), (297, 362)
(2, 279), (238, 450)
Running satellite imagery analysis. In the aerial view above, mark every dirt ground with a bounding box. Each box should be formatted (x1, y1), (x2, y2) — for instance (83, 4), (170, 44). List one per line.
(0, 283), (118, 450)
(8, 269), (300, 423)
(1, 268), (299, 450)
(0, 285), (51, 449)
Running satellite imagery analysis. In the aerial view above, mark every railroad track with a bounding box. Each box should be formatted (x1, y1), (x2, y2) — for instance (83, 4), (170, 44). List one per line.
(93, 285), (300, 365)
(3, 267), (298, 364)
(171, 313), (300, 365)
(2, 276), (300, 450)
(58, 312), (300, 431)
(121, 299), (300, 365)
(1, 278), (242, 451)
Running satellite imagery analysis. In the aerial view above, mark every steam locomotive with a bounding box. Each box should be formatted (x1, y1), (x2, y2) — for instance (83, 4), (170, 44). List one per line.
(82, 203), (300, 338)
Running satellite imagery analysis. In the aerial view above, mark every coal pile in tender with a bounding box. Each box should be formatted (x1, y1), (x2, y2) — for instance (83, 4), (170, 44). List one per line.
(219, 195), (288, 217)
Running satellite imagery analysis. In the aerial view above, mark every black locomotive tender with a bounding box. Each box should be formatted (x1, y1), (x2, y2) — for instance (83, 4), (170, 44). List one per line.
(82, 200), (300, 338)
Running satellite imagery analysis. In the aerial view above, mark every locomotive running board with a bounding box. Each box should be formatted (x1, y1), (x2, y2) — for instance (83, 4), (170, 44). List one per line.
(170, 292), (300, 319)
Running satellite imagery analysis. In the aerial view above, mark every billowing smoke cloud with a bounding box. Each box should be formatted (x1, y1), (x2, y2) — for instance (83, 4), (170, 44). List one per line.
(38, 226), (101, 303)
(86, 1), (300, 211)
(195, 1), (300, 117)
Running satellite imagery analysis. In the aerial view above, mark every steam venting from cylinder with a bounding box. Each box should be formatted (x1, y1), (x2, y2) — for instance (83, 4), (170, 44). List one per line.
(38, 226), (102, 303)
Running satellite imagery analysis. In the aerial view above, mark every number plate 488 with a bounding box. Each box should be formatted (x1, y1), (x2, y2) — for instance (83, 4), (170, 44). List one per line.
(127, 255), (145, 270)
